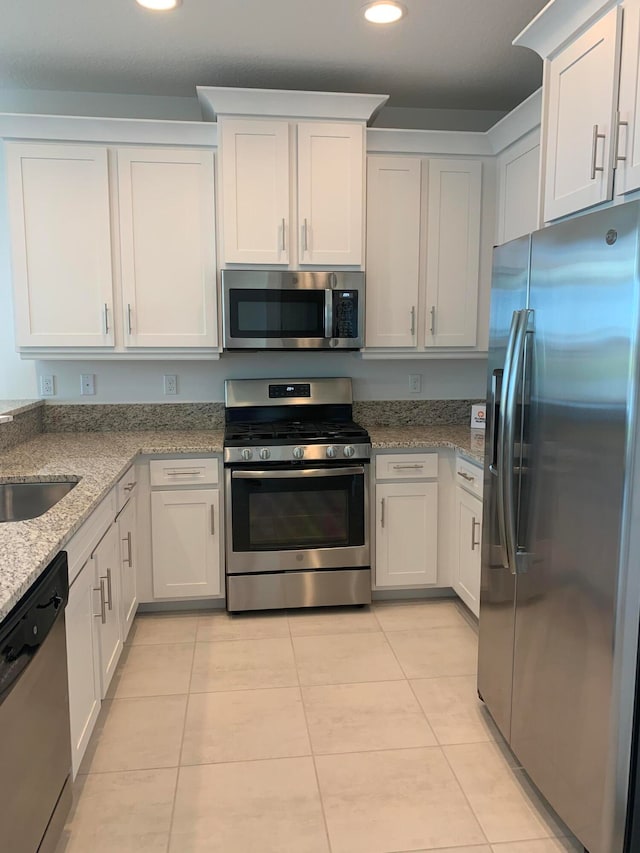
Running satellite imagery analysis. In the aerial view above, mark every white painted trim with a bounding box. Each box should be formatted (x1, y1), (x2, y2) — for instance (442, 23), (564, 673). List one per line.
(197, 87), (389, 123)
(486, 89), (542, 154)
(19, 349), (221, 360)
(513, 0), (620, 58)
(360, 350), (488, 360)
(0, 113), (217, 147)
(366, 128), (493, 156)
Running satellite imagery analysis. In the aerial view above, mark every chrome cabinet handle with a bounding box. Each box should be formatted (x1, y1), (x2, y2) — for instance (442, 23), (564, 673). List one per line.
(281, 217), (286, 252)
(590, 124), (606, 179)
(103, 303), (110, 335)
(123, 482), (136, 492)
(393, 464), (424, 470)
(429, 305), (436, 335)
(410, 306), (416, 337)
(210, 504), (216, 536)
(303, 218), (309, 253)
(166, 469), (201, 476)
(94, 582), (107, 624)
(458, 471), (475, 482)
(381, 497), (385, 528)
(103, 568), (113, 611)
(615, 111), (628, 163)
(127, 303), (133, 335)
(122, 532), (132, 567)
(471, 517), (481, 551)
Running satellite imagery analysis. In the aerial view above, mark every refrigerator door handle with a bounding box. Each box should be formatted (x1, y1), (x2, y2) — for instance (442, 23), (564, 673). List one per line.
(500, 308), (533, 575)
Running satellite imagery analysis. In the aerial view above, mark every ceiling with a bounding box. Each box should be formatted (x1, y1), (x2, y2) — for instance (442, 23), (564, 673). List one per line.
(0, 0), (547, 113)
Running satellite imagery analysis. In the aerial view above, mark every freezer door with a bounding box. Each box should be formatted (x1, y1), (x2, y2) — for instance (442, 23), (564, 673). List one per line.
(478, 235), (530, 741)
(510, 201), (640, 853)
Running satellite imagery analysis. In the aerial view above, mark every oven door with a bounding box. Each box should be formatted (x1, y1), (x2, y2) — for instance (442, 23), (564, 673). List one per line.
(226, 465), (369, 574)
(223, 287), (330, 349)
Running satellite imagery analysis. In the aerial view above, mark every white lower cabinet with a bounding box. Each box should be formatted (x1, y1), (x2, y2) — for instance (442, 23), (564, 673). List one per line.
(151, 487), (221, 598)
(375, 481), (438, 587)
(454, 485), (483, 618)
(66, 557), (102, 779)
(118, 494), (138, 641)
(92, 522), (123, 695)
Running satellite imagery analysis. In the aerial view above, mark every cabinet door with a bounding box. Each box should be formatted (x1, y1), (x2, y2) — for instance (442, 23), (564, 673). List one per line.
(5, 143), (115, 348)
(543, 6), (622, 220)
(496, 131), (540, 244)
(375, 481), (438, 587)
(92, 523), (123, 697)
(219, 118), (290, 265)
(297, 122), (364, 266)
(616, 0), (640, 195)
(65, 560), (102, 779)
(117, 148), (218, 348)
(454, 488), (482, 618)
(365, 157), (421, 347)
(424, 159), (482, 348)
(151, 489), (221, 598)
(118, 496), (138, 642)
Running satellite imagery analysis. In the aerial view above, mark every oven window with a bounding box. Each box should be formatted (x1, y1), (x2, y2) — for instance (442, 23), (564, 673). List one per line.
(229, 289), (325, 338)
(231, 470), (365, 553)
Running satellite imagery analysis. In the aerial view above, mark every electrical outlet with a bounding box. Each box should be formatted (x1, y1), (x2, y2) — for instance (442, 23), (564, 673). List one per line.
(409, 374), (422, 393)
(40, 375), (55, 397)
(163, 374), (178, 396)
(80, 373), (95, 396)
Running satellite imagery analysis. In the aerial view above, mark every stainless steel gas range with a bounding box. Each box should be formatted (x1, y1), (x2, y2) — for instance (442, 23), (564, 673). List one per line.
(224, 378), (371, 612)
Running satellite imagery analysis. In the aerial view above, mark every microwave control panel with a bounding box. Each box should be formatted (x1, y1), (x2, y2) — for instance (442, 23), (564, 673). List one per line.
(332, 291), (359, 339)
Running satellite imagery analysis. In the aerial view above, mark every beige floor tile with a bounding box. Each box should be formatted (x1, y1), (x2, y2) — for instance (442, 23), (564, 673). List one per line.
(109, 643), (194, 698)
(56, 768), (176, 853)
(303, 680), (436, 754)
(374, 598), (470, 632)
(196, 610), (290, 641)
(190, 637), (297, 692)
(293, 632), (404, 686)
(406, 848), (491, 853)
(386, 625), (478, 678)
(315, 747), (486, 853)
(127, 613), (199, 645)
(491, 840), (582, 853)
(411, 675), (498, 745)
(181, 687), (310, 764)
(288, 605), (380, 637)
(444, 742), (563, 843)
(169, 757), (329, 852)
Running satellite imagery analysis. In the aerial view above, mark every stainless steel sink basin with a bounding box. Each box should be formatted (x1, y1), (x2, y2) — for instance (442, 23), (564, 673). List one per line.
(0, 481), (77, 522)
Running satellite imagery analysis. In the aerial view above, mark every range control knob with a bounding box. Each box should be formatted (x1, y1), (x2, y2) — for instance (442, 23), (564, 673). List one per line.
(326, 445), (337, 458)
(241, 448), (253, 461)
(293, 446), (305, 460)
(343, 445), (356, 458)
(259, 448), (271, 460)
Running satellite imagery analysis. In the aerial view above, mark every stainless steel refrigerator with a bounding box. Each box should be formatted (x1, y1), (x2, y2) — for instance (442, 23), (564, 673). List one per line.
(478, 201), (640, 853)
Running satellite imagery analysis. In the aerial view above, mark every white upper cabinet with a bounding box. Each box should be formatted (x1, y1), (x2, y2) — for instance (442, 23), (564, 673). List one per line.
(542, 6), (622, 221)
(297, 122), (364, 266)
(365, 157), (421, 347)
(616, 0), (640, 195)
(496, 130), (541, 244)
(218, 118), (364, 268)
(424, 159), (482, 347)
(6, 143), (115, 348)
(219, 119), (290, 264)
(117, 147), (218, 348)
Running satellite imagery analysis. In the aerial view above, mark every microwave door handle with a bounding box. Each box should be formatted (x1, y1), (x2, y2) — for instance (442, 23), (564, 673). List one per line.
(325, 289), (333, 339)
(232, 467), (365, 479)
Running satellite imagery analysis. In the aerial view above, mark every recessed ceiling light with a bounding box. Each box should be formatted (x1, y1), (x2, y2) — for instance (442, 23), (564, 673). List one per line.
(363, 1), (406, 24)
(136, 0), (181, 10)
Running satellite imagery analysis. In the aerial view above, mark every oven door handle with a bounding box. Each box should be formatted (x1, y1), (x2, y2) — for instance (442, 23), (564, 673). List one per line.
(231, 466), (365, 479)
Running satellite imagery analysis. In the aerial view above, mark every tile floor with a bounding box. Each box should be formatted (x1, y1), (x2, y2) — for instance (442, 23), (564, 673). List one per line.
(55, 599), (581, 853)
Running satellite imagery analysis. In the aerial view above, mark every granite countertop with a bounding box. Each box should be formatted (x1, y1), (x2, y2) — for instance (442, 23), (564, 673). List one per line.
(0, 399), (43, 417)
(0, 429), (224, 621)
(0, 422), (482, 623)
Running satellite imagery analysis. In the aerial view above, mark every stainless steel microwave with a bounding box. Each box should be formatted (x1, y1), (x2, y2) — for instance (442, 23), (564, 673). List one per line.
(221, 270), (364, 350)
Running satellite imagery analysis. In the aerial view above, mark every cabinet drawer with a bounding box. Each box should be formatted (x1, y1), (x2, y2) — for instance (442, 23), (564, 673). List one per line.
(375, 453), (438, 480)
(455, 455), (483, 498)
(116, 464), (137, 513)
(149, 457), (219, 488)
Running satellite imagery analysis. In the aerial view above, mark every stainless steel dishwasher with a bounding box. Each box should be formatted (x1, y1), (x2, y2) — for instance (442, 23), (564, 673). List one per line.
(0, 551), (71, 852)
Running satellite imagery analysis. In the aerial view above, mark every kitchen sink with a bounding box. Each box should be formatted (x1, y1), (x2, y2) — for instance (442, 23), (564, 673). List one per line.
(0, 480), (78, 522)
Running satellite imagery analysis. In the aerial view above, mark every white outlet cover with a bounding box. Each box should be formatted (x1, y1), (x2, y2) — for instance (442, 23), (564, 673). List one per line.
(408, 374), (422, 393)
(40, 375), (55, 397)
(163, 374), (178, 395)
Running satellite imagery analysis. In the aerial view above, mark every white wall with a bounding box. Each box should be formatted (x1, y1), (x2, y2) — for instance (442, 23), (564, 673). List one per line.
(33, 355), (487, 403)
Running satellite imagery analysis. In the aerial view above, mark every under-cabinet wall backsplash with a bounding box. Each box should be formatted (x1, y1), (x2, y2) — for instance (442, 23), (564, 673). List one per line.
(32, 353), (487, 404)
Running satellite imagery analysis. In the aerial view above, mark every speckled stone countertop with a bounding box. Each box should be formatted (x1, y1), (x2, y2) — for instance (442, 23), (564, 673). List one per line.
(368, 424), (485, 464)
(0, 429), (224, 621)
(0, 399), (42, 417)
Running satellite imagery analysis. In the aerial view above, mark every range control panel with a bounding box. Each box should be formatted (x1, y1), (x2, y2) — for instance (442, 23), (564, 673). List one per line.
(268, 383), (312, 399)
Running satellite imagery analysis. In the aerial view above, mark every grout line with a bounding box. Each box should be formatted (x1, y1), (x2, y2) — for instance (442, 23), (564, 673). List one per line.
(290, 618), (334, 853)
